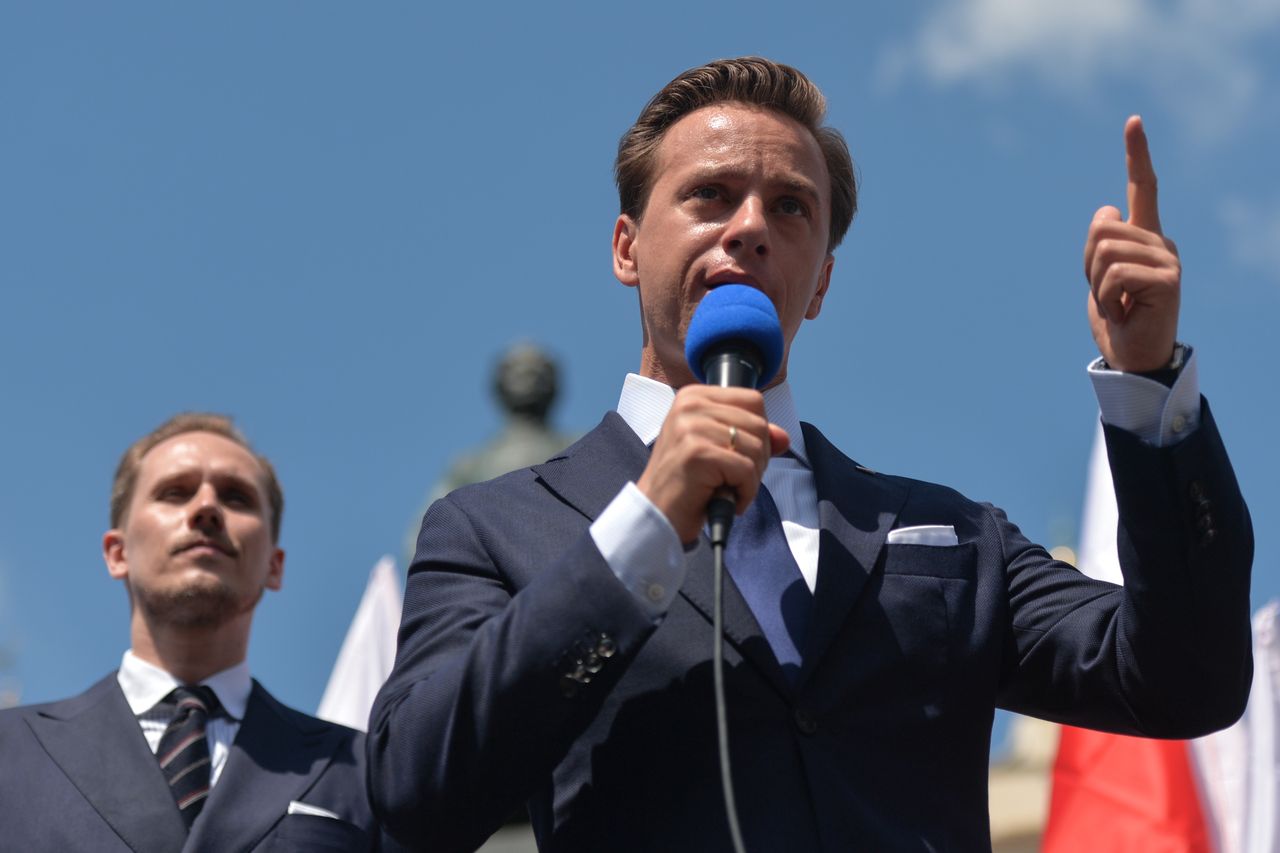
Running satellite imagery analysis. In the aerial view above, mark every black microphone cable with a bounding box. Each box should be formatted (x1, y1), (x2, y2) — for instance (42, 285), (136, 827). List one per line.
(709, 494), (749, 853)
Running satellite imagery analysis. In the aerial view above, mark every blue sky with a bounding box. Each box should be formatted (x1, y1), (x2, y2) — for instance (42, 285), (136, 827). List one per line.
(2, 2), (1277, 735)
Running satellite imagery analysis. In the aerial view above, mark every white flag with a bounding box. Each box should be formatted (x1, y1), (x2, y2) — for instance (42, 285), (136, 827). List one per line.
(1075, 418), (1122, 584)
(1192, 602), (1280, 853)
(317, 556), (403, 731)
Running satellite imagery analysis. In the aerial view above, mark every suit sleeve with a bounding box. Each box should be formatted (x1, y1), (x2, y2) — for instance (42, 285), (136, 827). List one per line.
(366, 492), (658, 852)
(997, 399), (1254, 736)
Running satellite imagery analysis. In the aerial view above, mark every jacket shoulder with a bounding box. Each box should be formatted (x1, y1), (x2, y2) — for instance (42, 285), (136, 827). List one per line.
(0, 673), (121, 725)
(249, 681), (364, 742)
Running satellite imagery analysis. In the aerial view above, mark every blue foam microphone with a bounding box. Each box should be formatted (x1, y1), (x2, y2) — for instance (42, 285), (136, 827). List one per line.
(685, 285), (784, 389)
(684, 285), (784, 546)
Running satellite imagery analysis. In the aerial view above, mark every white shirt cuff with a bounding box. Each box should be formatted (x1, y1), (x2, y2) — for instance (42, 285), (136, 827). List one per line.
(589, 482), (686, 621)
(1088, 346), (1201, 447)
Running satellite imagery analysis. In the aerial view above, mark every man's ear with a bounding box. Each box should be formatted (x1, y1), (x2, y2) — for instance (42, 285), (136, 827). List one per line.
(103, 529), (128, 581)
(612, 214), (640, 287)
(265, 548), (284, 592)
(805, 254), (835, 320)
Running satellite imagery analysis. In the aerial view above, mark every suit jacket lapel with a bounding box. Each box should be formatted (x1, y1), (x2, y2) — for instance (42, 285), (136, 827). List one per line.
(532, 411), (649, 521)
(799, 422), (909, 682)
(26, 674), (188, 853)
(184, 682), (344, 853)
(534, 413), (789, 694)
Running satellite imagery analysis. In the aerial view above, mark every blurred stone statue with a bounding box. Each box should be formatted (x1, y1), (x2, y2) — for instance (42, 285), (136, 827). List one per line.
(404, 343), (577, 565)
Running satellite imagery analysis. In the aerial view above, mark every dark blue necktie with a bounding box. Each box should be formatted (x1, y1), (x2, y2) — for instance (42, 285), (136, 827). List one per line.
(155, 685), (221, 829)
(724, 484), (813, 683)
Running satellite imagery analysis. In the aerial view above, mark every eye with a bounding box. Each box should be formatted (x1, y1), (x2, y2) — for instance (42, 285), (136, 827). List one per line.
(157, 485), (191, 502)
(222, 488), (255, 509)
(776, 197), (808, 217)
(688, 185), (723, 202)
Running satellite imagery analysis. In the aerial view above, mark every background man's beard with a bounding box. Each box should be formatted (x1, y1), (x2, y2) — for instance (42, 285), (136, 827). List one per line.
(134, 579), (263, 629)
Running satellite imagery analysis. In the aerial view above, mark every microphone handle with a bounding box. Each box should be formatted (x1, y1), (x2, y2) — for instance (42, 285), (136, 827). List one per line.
(703, 350), (761, 389)
(707, 490), (735, 548)
(702, 345), (765, 546)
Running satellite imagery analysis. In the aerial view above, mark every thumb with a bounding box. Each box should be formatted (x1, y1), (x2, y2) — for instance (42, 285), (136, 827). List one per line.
(768, 424), (791, 457)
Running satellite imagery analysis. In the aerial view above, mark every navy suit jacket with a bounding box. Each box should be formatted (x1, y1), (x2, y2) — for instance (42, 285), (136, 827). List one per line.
(370, 401), (1252, 852)
(0, 674), (385, 852)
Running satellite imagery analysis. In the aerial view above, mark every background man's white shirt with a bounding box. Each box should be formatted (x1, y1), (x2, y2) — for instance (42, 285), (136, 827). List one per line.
(117, 651), (250, 787)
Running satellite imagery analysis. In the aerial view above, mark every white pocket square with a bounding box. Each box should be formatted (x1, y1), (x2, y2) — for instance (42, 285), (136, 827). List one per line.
(886, 525), (958, 547)
(287, 801), (341, 820)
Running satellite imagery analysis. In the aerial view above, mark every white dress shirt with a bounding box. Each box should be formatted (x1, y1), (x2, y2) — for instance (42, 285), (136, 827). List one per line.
(590, 349), (1202, 621)
(116, 651), (251, 787)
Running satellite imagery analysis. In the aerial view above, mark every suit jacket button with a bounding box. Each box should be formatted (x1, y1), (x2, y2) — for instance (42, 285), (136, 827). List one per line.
(794, 709), (818, 736)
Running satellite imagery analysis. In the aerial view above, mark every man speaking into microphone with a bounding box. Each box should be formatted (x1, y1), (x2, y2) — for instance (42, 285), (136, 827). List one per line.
(369, 57), (1252, 852)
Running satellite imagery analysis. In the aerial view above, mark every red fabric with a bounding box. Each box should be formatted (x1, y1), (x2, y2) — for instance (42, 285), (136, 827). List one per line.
(1043, 725), (1212, 852)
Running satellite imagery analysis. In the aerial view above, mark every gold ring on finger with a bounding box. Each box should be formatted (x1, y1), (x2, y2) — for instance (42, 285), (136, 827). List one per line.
(727, 425), (738, 451)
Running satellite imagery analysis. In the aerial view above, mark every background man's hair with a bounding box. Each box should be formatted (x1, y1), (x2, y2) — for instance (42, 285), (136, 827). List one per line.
(615, 56), (857, 251)
(110, 412), (284, 542)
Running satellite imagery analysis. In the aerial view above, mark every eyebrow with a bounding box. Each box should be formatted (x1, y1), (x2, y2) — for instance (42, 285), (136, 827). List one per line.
(213, 472), (262, 496)
(776, 178), (823, 208)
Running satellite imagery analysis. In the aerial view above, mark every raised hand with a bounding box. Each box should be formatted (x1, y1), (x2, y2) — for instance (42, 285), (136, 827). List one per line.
(1084, 116), (1181, 373)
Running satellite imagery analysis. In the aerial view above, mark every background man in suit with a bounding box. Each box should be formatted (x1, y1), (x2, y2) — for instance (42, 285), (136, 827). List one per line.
(369, 58), (1253, 851)
(0, 413), (386, 852)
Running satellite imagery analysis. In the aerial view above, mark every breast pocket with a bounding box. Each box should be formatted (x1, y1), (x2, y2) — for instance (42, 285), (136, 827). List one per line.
(862, 543), (976, 717)
(881, 541), (976, 579)
(262, 813), (372, 852)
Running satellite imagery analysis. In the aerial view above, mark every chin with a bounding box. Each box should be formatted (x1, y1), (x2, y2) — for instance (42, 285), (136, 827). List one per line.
(135, 577), (262, 629)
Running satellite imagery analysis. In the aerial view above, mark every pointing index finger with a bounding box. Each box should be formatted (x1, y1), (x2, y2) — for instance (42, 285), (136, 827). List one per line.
(1125, 115), (1162, 235)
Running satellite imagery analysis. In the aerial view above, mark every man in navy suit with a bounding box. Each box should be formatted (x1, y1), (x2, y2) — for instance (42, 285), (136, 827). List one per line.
(0, 413), (387, 852)
(369, 57), (1253, 851)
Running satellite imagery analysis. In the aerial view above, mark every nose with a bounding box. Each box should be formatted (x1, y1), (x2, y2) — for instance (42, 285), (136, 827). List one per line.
(189, 484), (224, 534)
(722, 196), (769, 258)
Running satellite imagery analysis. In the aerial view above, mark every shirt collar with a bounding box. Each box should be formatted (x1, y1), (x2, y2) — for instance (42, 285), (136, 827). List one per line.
(615, 373), (809, 466)
(117, 650), (252, 721)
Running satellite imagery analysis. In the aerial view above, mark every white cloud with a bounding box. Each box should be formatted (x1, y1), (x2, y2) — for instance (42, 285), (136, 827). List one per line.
(1219, 197), (1280, 281)
(880, 0), (1280, 141)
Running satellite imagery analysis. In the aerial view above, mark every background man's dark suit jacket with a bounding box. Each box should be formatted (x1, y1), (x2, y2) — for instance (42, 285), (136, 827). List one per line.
(369, 402), (1252, 852)
(0, 673), (383, 852)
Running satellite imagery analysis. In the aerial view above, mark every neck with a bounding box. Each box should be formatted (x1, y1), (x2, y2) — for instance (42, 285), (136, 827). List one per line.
(129, 611), (251, 684)
(639, 350), (693, 389)
(505, 412), (550, 431)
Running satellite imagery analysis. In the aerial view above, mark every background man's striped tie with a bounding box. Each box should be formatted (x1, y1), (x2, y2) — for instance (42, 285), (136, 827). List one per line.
(155, 685), (221, 829)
